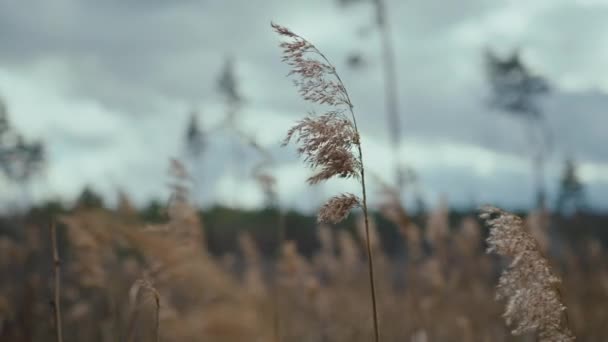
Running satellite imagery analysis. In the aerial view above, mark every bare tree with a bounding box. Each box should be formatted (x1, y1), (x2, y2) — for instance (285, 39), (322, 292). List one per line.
(555, 158), (586, 215)
(183, 109), (207, 207)
(217, 57), (246, 207)
(0, 97), (46, 208)
(484, 49), (552, 209)
(338, 0), (406, 194)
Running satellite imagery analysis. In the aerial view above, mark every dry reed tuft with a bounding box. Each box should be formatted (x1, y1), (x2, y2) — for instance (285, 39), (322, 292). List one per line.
(6, 193), (608, 340)
(273, 22), (380, 341)
(480, 206), (574, 341)
(318, 193), (361, 224)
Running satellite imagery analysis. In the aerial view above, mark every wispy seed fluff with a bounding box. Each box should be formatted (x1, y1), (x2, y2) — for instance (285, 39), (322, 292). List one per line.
(318, 193), (361, 224)
(283, 110), (361, 185)
(480, 206), (574, 342)
(273, 22), (362, 224)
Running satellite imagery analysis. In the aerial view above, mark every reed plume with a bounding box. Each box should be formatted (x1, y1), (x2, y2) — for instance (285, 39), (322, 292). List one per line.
(480, 206), (574, 341)
(272, 22), (380, 341)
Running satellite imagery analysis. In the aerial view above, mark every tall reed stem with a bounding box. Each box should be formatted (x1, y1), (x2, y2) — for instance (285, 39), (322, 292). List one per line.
(273, 23), (381, 341)
(273, 209), (286, 342)
(314, 46), (381, 342)
(358, 148), (380, 342)
(50, 221), (63, 342)
(334, 57), (381, 342)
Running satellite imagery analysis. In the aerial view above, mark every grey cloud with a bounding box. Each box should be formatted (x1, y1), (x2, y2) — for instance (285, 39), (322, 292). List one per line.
(525, 3), (608, 85)
(0, 0), (607, 209)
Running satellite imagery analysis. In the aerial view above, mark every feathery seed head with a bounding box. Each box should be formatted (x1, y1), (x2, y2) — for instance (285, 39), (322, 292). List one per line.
(480, 206), (574, 341)
(274, 23), (361, 188)
(272, 22), (349, 107)
(283, 111), (360, 184)
(273, 23), (364, 240)
(318, 193), (361, 224)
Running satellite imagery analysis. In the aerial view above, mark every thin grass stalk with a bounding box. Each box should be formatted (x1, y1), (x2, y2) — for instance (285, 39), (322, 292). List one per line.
(360, 156), (380, 342)
(273, 209), (286, 342)
(126, 309), (137, 342)
(316, 47), (381, 342)
(126, 281), (160, 342)
(154, 298), (159, 342)
(374, 0), (403, 193)
(50, 220), (63, 342)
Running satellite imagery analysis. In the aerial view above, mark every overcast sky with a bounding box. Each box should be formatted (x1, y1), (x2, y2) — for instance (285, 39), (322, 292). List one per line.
(0, 0), (607, 212)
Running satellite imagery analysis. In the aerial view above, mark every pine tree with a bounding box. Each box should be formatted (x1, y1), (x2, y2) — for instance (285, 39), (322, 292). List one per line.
(0, 97), (46, 207)
(183, 110), (206, 207)
(555, 158), (586, 215)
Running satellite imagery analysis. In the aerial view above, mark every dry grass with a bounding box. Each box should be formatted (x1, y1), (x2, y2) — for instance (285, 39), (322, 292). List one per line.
(1, 183), (608, 341)
(2, 22), (607, 342)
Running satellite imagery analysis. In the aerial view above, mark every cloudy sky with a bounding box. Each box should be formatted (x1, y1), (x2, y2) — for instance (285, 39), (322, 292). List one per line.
(0, 0), (607, 212)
